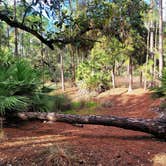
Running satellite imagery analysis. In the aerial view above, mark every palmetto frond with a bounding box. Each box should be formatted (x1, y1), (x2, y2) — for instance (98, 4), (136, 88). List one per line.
(0, 58), (44, 115)
(0, 96), (30, 115)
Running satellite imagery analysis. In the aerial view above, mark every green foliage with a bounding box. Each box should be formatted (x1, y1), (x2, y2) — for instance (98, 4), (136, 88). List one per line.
(0, 96), (30, 115)
(152, 69), (166, 98)
(76, 37), (125, 91)
(0, 52), (57, 115)
(159, 102), (166, 111)
(71, 101), (97, 110)
(77, 61), (110, 92)
(0, 0), (161, 99)
(63, 101), (98, 115)
(52, 94), (71, 112)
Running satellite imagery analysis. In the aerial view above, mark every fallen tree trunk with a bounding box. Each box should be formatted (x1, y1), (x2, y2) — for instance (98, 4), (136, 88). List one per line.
(14, 112), (166, 139)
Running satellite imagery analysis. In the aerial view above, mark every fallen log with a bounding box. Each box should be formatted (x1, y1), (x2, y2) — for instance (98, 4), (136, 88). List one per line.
(14, 112), (166, 139)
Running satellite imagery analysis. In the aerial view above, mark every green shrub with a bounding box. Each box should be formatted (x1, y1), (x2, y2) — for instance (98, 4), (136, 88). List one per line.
(152, 69), (166, 98)
(63, 101), (98, 115)
(159, 102), (166, 110)
(76, 36), (123, 92)
(71, 101), (97, 109)
(52, 94), (71, 112)
(76, 61), (111, 92)
(0, 55), (59, 115)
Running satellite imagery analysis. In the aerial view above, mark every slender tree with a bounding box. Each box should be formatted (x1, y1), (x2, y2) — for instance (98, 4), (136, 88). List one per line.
(149, 0), (155, 81)
(128, 56), (133, 92)
(60, 51), (65, 91)
(159, 0), (163, 77)
(14, 0), (18, 56)
(111, 62), (116, 89)
(153, 21), (159, 82)
(7, 25), (10, 48)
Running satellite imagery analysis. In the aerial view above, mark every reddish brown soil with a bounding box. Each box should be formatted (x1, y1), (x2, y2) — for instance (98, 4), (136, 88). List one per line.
(0, 89), (166, 166)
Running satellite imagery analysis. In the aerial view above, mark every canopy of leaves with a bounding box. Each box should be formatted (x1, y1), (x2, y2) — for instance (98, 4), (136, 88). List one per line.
(0, 0), (148, 49)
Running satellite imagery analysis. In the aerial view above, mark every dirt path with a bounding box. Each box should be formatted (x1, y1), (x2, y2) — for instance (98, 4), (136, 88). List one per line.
(0, 89), (166, 166)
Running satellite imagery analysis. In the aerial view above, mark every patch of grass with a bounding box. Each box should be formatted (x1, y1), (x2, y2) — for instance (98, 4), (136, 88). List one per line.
(45, 95), (98, 114)
(52, 94), (71, 112)
(100, 101), (112, 108)
(158, 101), (166, 115)
(63, 109), (77, 114)
(71, 101), (97, 109)
(62, 101), (98, 115)
(63, 109), (97, 115)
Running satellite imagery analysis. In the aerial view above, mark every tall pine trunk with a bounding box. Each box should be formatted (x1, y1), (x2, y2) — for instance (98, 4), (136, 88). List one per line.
(140, 70), (143, 87)
(153, 21), (158, 84)
(111, 62), (116, 88)
(150, 0), (154, 83)
(71, 47), (76, 86)
(158, 0), (163, 78)
(21, 32), (24, 56)
(7, 25), (10, 48)
(60, 52), (65, 91)
(41, 43), (45, 85)
(128, 56), (133, 92)
(144, 24), (150, 90)
(14, 0), (18, 56)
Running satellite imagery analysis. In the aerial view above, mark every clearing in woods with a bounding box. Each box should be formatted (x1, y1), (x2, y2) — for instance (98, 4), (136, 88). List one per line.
(0, 88), (166, 166)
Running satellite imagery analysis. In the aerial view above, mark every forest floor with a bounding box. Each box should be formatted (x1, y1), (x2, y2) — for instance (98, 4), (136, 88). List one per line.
(0, 88), (166, 166)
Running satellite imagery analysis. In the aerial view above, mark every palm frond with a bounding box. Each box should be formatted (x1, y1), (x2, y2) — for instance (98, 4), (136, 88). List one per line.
(0, 96), (30, 115)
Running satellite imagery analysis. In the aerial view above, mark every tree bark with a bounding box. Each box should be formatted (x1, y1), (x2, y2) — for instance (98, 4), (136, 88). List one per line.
(60, 53), (65, 91)
(140, 70), (143, 87)
(128, 56), (133, 92)
(41, 42), (45, 85)
(111, 63), (116, 88)
(21, 32), (24, 56)
(71, 46), (76, 86)
(144, 24), (150, 90)
(149, 0), (155, 83)
(14, 0), (18, 57)
(150, 0), (154, 56)
(153, 21), (158, 85)
(7, 25), (10, 48)
(14, 112), (166, 139)
(158, 0), (163, 78)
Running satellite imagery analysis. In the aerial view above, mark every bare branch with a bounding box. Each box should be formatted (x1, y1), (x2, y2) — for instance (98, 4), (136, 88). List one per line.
(0, 12), (96, 49)
(0, 11), (55, 49)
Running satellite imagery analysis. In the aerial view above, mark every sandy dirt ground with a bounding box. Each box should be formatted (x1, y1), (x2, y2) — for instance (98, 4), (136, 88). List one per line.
(0, 88), (166, 166)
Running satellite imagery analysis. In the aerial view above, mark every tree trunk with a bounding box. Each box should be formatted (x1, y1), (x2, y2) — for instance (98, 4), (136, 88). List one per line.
(72, 49), (76, 85)
(144, 24), (150, 90)
(153, 21), (158, 85)
(0, 24), (1, 50)
(21, 32), (24, 56)
(128, 56), (133, 92)
(111, 63), (116, 88)
(41, 43), (45, 85)
(14, 112), (166, 139)
(150, 0), (154, 56)
(140, 70), (143, 87)
(14, 0), (18, 56)
(150, 0), (154, 82)
(60, 53), (65, 91)
(7, 25), (10, 48)
(45, 51), (57, 83)
(158, 0), (163, 78)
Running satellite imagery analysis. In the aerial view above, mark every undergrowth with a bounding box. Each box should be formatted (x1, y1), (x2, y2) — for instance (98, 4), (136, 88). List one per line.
(63, 101), (98, 115)
(0, 51), (72, 115)
(151, 69), (166, 111)
(152, 69), (166, 98)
